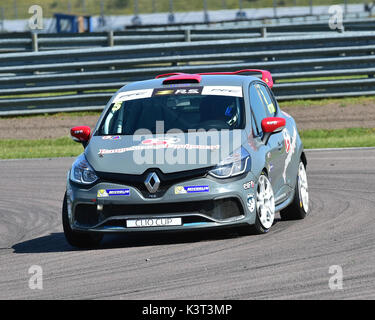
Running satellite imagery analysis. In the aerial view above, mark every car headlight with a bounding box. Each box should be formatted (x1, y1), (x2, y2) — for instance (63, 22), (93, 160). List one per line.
(70, 153), (98, 185)
(209, 147), (250, 179)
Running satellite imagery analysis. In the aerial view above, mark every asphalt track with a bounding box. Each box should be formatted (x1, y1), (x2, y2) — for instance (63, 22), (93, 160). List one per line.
(0, 148), (374, 300)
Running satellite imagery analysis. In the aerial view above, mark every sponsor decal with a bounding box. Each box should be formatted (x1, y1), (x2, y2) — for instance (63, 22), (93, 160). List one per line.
(266, 120), (278, 125)
(141, 137), (180, 145)
(152, 87), (202, 96)
(282, 127), (297, 183)
(246, 194), (256, 212)
(243, 181), (255, 190)
(98, 143), (220, 156)
(113, 89), (153, 103)
(283, 128), (291, 153)
(202, 86), (243, 97)
(175, 185), (209, 194)
(267, 103), (276, 114)
(97, 188), (130, 198)
(111, 101), (122, 112)
(111, 86), (243, 103)
(102, 135), (121, 140)
(97, 189), (108, 198)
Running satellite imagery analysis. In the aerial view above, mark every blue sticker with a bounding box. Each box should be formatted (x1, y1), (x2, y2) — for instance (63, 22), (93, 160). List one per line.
(225, 106), (233, 117)
(107, 189), (130, 196)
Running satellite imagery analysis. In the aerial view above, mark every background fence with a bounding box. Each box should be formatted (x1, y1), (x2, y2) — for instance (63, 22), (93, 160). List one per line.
(1, 25), (375, 116)
(1, 18), (375, 53)
(0, 1), (372, 33)
(0, 1), (365, 20)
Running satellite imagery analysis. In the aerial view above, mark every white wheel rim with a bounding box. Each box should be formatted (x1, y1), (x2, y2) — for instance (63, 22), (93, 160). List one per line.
(256, 175), (275, 229)
(298, 162), (309, 213)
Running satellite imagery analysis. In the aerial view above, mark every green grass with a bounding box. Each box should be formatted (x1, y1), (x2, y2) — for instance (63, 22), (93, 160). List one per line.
(2, 0), (365, 20)
(277, 75), (368, 83)
(1, 128), (374, 159)
(1, 110), (101, 120)
(0, 137), (82, 159)
(300, 128), (375, 149)
(279, 96), (375, 108)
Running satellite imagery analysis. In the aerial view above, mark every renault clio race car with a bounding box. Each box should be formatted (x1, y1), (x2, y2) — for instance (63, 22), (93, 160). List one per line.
(63, 69), (309, 248)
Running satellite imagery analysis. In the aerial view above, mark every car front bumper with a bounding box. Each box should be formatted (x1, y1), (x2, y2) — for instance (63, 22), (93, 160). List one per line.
(66, 171), (258, 233)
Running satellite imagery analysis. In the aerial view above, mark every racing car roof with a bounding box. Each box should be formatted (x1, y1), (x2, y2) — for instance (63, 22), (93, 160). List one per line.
(120, 69), (273, 93)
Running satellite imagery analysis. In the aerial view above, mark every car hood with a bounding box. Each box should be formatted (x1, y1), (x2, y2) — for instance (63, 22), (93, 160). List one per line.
(85, 130), (246, 175)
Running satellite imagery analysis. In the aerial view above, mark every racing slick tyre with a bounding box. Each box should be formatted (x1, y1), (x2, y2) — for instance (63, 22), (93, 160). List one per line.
(253, 172), (275, 234)
(62, 193), (103, 248)
(280, 160), (309, 221)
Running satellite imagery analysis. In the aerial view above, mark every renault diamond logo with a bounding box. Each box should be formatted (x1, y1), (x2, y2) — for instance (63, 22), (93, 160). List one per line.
(144, 172), (160, 193)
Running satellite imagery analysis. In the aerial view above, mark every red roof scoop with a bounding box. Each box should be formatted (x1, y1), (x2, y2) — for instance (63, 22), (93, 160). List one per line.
(158, 73), (202, 85)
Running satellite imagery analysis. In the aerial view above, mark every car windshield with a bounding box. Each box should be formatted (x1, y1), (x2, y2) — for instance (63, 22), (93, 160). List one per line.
(97, 90), (245, 135)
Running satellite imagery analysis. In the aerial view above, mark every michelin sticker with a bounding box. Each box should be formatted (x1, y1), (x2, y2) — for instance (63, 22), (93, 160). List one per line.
(97, 188), (130, 198)
(175, 185), (209, 194)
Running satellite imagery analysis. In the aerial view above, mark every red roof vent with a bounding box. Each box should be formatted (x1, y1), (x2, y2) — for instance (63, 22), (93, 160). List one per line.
(157, 73), (202, 85)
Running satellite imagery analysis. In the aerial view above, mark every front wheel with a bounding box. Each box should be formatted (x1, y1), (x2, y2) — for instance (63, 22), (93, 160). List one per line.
(62, 192), (103, 248)
(280, 161), (309, 221)
(253, 173), (275, 234)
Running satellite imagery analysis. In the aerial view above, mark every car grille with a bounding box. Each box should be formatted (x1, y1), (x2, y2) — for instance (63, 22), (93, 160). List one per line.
(95, 167), (213, 198)
(74, 198), (244, 227)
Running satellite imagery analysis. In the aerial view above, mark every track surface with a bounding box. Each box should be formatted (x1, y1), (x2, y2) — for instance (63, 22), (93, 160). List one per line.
(0, 149), (374, 299)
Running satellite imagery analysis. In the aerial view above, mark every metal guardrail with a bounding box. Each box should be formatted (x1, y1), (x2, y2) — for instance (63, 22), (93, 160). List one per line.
(1, 31), (375, 116)
(0, 18), (375, 53)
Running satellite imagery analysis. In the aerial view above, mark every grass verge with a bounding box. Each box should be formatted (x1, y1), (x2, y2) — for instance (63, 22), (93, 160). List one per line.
(0, 137), (82, 159)
(1, 128), (374, 159)
(279, 96), (375, 109)
(300, 128), (375, 149)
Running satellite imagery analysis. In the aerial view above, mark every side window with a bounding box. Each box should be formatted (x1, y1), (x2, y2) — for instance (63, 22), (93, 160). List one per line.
(257, 84), (277, 116)
(249, 83), (268, 136)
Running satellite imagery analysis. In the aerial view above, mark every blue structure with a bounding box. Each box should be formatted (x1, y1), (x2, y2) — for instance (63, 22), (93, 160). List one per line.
(54, 13), (93, 33)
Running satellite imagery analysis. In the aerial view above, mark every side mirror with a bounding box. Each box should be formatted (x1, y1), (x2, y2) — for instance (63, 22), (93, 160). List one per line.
(261, 117), (286, 144)
(71, 126), (91, 147)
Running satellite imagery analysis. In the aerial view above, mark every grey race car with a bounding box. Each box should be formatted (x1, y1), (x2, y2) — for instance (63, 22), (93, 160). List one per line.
(63, 69), (309, 248)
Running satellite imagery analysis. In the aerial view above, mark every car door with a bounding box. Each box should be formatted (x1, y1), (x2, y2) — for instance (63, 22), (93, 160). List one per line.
(249, 82), (286, 202)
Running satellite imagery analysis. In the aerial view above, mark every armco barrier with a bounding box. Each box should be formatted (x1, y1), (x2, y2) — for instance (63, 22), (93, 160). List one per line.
(1, 31), (375, 115)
